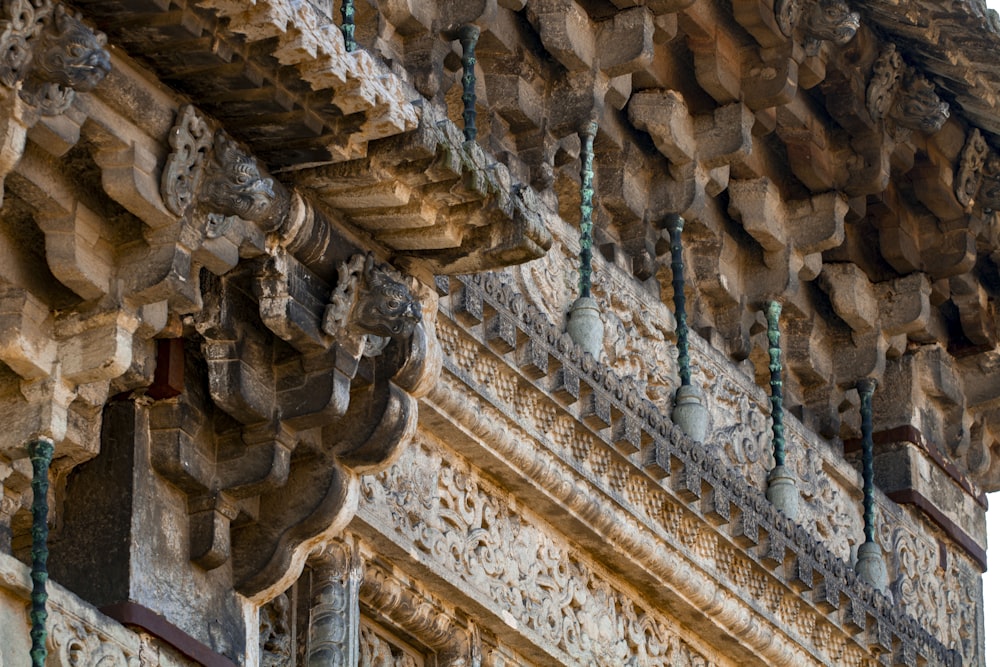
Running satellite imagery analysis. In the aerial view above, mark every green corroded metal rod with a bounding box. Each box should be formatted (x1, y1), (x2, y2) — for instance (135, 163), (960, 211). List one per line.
(858, 377), (878, 545)
(578, 120), (597, 299)
(767, 301), (786, 467)
(341, 0), (356, 52)
(458, 25), (480, 142)
(28, 437), (54, 667)
(666, 214), (690, 387)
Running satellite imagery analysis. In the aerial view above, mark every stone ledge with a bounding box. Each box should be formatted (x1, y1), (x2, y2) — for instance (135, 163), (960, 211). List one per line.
(436, 271), (960, 666)
(0, 551), (195, 666)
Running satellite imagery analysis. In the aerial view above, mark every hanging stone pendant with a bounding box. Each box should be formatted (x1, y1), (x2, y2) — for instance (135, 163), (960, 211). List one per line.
(672, 383), (708, 442)
(855, 541), (890, 593)
(567, 296), (604, 359)
(765, 464), (800, 520)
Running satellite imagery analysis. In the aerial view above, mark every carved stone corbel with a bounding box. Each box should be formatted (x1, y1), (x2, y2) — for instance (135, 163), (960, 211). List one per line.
(866, 44), (949, 138)
(0, 1), (109, 201)
(890, 73), (950, 135)
(776, 0), (860, 55)
(151, 251), (439, 602)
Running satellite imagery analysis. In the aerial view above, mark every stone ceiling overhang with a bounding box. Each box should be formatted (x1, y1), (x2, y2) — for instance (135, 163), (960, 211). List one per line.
(858, 0), (1000, 142)
(68, 0), (554, 278)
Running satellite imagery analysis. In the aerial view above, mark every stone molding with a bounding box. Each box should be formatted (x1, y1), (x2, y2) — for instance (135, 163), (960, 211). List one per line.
(503, 234), (984, 659)
(429, 270), (959, 666)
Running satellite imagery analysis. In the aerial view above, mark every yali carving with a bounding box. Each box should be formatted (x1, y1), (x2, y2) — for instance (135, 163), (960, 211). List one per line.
(774, 0), (859, 54)
(891, 73), (950, 134)
(802, 0), (860, 52)
(0, 1), (110, 114)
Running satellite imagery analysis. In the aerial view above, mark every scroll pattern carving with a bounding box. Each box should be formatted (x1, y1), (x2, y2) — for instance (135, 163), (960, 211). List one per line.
(433, 271), (961, 665)
(878, 513), (984, 657)
(956, 128), (989, 212)
(46, 612), (141, 667)
(361, 437), (713, 667)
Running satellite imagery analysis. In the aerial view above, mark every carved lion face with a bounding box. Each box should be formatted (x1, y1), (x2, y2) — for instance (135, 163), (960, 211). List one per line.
(893, 77), (950, 134)
(804, 0), (860, 46)
(203, 134), (278, 223)
(34, 7), (111, 92)
(354, 257), (422, 340)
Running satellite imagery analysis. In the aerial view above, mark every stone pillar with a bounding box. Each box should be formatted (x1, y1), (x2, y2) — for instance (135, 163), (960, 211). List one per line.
(306, 542), (362, 666)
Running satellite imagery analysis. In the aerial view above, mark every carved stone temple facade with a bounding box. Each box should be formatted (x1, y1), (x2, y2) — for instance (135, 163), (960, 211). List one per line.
(2, 0), (1000, 665)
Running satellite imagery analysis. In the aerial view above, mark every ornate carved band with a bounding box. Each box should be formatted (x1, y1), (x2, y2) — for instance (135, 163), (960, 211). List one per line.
(445, 272), (959, 666)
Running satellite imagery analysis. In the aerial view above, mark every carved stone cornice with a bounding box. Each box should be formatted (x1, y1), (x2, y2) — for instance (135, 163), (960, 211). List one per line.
(426, 271), (959, 666)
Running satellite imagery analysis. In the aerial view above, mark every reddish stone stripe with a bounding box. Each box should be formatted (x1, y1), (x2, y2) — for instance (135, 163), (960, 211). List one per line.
(845, 425), (988, 508)
(100, 602), (239, 667)
(887, 490), (988, 572)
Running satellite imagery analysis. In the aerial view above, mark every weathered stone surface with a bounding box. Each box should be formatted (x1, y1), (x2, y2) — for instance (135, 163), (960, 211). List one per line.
(0, 0), (996, 664)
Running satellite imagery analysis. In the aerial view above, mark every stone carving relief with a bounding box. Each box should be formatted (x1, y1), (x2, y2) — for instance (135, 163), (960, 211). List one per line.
(0, 1), (110, 114)
(878, 514), (984, 658)
(867, 44), (905, 123)
(776, 0), (860, 54)
(955, 128), (989, 212)
(46, 612), (141, 667)
(360, 625), (421, 667)
(161, 105), (214, 218)
(866, 44), (949, 138)
(891, 74), (950, 134)
(955, 128), (1000, 214)
(434, 271), (962, 665)
(511, 244), (862, 561)
(361, 436), (713, 667)
(259, 593), (293, 667)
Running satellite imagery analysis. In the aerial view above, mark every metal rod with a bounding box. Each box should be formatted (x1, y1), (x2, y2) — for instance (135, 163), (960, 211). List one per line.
(28, 437), (54, 667)
(666, 214), (690, 387)
(767, 300), (786, 468)
(858, 377), (878, 545)
(578, 120), (597, 299)
(457, 25), (480, 143)
(341, 0), (356, 52)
